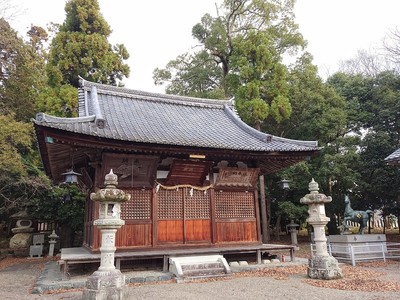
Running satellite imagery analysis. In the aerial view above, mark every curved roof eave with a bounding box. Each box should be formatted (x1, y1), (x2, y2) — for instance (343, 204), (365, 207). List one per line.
(223, 105), (318, 148)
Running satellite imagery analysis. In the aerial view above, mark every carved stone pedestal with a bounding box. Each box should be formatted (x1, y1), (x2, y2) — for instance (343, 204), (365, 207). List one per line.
(308, 255), (343, 280)
(82, 270), (125, 300)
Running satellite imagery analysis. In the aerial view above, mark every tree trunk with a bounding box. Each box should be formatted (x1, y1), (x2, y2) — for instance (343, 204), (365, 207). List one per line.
(398, 213), (400, 234)
(266, 194), (271, 242)
(383, 217), (386, 234)
(368, 214), (371, 234)
(275, 214), (281, 241)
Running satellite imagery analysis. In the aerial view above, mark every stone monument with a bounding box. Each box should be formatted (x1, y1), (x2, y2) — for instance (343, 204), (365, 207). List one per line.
(341, 195), (373, 234)
(300, 178), (342, 280)
(328, 195), (386, 265)
(29, 233), (45, 258)
(82, 170), (131, 300)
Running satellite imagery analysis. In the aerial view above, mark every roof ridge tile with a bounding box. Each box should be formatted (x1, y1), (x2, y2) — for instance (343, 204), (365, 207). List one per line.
(80, 78), (232, 108)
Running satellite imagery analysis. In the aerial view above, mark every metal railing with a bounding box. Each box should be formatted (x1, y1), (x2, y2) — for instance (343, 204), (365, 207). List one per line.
(310, 242), (400, 266)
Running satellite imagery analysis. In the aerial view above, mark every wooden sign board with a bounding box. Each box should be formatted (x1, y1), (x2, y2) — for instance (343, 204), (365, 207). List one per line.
(164, 159), (213, 186)
(215, 167), (260, 188)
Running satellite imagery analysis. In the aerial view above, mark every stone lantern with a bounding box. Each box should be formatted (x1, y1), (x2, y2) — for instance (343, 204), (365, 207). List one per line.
(286, 220), (299, 246)
(82, 170), (131, 300)
(9, 209), (34, 256)
(48, 230), (59, 257)
(278, 178), (291, 190)
(300, 178), (342, 280)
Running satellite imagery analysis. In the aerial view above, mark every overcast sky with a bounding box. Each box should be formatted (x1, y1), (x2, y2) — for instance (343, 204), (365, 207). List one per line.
(7, 0), (400, 93)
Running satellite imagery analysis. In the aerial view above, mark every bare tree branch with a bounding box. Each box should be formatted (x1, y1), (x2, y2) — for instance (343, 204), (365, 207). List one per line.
(0, 0), (25, 22)
(383, 27), (400, 66)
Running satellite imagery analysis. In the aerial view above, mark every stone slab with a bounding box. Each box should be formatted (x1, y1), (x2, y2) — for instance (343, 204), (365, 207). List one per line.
(29, 245), (43, 257)
(328, 234), (386, 243)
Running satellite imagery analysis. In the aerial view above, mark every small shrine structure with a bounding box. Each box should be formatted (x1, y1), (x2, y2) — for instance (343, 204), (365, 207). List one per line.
(33, 79), (319, 259)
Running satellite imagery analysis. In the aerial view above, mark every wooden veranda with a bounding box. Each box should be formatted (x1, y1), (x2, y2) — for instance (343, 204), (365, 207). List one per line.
(58, 243), (296, 280)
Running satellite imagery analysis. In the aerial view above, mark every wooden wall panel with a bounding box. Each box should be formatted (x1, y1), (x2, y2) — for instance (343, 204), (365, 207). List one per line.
(92, 226), (100, 250)
(185, 219), (211, 242)
(122, 189), (152, 220)
(116, 224), (152, 247)
(215, 221), (257, 243)
(157, 220), (184, 243)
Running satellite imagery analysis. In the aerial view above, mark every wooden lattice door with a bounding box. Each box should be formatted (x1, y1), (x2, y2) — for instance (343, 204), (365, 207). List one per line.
(214, 191), (258, 242)
(157, 188), (211, 244)
(117, 189), (153, 247)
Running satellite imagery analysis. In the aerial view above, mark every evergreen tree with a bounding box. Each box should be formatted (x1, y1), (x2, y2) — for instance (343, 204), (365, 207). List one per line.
(1, 18), (30, 120)
(47, 0), (130, 88)
(153, 0), (305, 126)
(327, 71), (400, 216)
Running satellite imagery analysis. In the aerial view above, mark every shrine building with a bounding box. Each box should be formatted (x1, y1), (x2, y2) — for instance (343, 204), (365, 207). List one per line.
(33, 78), (319, 254)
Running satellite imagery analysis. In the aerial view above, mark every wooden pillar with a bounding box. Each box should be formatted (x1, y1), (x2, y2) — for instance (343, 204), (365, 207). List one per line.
(210, 188), (216, 244)
(259, 175), (269, 243)
(152, 187), (158, 247)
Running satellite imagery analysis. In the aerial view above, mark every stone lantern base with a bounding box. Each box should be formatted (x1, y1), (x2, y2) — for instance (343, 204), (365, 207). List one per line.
(82, 269), (125, 300)
(308, 256), (343, 280)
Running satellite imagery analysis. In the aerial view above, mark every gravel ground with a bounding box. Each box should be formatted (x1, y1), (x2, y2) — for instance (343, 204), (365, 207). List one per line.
(1, 257), (400, 300)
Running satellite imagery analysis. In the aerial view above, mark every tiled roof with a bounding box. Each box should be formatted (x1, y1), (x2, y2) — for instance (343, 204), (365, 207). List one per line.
(385, 148), (400, 164)
(33, 79), (318, 152)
